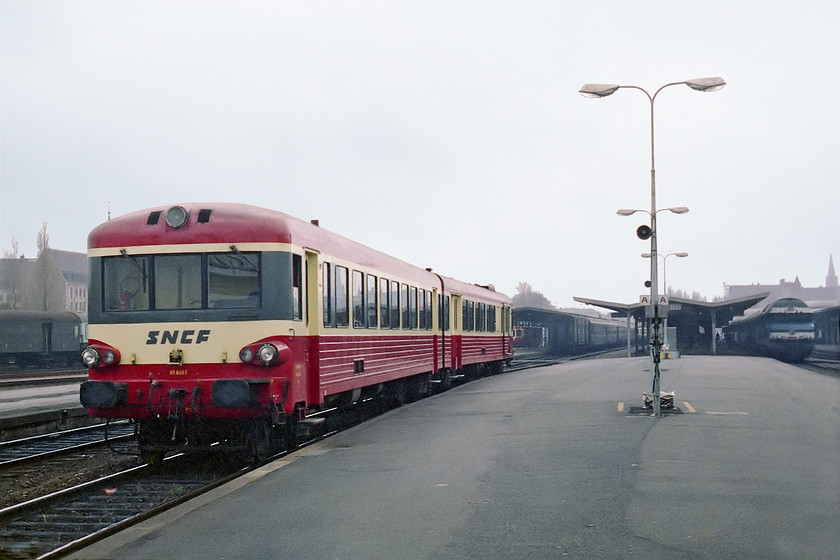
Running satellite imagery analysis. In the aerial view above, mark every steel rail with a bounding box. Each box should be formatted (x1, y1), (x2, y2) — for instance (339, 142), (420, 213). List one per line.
(0, 422), (135, 468)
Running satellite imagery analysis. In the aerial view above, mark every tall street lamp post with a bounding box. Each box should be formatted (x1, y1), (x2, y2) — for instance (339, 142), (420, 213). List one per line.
(580, 77), (725, 415)
(643, 251), (689, 348)
(642, 251), (689, 297)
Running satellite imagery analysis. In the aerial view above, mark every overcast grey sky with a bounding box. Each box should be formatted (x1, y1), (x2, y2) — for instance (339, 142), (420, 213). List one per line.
(1, 0), (838, 307)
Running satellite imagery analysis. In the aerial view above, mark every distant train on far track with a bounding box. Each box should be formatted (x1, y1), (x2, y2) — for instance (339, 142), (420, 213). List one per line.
(513, 308), (627, 355)
(79, 203), (513, 462)
(723, 298), (816, 363)
(0, 310), (85, 367)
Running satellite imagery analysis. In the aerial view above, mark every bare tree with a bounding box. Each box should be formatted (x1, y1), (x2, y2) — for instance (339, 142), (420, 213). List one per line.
(37, 222), (50, 257)
(3, 236), (20, 259)
(512, 281), (556, 310)
(25, 249), (65, 311)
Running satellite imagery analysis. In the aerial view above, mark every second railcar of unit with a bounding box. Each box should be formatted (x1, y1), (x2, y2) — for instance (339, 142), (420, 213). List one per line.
(80, 203), (513, 460)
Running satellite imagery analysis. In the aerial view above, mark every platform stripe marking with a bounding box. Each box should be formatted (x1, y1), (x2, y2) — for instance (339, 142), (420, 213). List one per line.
(682, 401), (696, 413)
(617, 402), (625, 413)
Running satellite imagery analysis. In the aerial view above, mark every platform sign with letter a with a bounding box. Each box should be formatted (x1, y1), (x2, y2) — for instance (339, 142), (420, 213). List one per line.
(640, 295), (670, 318)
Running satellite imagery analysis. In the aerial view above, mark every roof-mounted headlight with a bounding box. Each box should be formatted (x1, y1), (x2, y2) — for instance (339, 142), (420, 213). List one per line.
(165, 205), (189, 228)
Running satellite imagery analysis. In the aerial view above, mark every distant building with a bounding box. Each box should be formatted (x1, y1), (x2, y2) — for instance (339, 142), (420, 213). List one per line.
(0, 249), (88, 316)
(724, 255), (840, 308)
(0, 257), (30, 310)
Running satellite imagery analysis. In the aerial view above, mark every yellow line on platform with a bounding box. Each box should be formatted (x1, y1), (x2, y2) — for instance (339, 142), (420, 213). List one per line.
(617, 402), (625, 413)
(682, 401), (696, 413)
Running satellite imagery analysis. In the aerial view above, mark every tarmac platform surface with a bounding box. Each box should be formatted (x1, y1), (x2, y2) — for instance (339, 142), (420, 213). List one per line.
(68, 356), (839, 559)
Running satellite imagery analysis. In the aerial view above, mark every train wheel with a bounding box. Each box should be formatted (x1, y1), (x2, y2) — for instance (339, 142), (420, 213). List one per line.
(140, 448), (165, 466)
(243, 418), (276, 463)
(137, 420), (168, 466)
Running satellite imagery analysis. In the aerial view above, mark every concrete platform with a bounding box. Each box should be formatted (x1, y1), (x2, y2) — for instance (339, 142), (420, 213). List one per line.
(0, 382), (94, 439)
(68, 356), (839, 559)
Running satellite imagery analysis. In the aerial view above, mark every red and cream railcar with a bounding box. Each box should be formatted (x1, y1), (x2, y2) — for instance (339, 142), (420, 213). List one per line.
(80, 203), (512, 459)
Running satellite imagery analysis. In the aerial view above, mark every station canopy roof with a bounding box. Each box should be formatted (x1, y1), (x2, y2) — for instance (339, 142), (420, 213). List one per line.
(572, 293), (770, 326)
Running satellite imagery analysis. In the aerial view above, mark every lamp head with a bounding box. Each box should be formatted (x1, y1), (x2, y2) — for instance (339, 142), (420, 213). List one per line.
(579, 84), (621, 98)
(686, 77), (726, 92)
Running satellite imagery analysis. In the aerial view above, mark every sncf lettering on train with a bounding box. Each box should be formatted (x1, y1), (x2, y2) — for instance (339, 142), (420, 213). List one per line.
(146, 330), (211, 345)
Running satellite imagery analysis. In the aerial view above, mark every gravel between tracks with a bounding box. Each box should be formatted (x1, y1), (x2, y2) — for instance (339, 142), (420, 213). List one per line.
(0, 448), (143, 509)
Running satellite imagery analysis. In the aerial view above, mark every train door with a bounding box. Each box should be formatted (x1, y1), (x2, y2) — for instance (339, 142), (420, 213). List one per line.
(451, 294), (462, 370)
(435, 291), (452, 374)
(304, 250), (321, 406)
(41, 322), (53, 355)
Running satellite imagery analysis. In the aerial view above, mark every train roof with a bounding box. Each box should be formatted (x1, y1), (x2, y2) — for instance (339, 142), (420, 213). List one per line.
(0, 310), (81, 322)
(88, 203), (510, 305)
(760, 297), (812, 313)
(512, 306), (626, 326)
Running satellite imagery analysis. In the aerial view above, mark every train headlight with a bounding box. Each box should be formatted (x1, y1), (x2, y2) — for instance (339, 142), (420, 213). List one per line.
(81, 343), (121, 368)
(239, 340), (290, 367)
(165, 205), (189, 228)
(102, 350), (118, 366)
(257, 343), (278, 366)
(81, 347), (101, 368)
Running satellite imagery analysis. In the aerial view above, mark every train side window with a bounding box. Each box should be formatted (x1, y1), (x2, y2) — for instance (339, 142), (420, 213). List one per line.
(464, 300), (474, 332)
(390, 281), (400, 329)
(477, 303), (486, 332)
(323, 263), (333, 327)
(418, 289), (426, 330)
(304, 258), (309, 325)
(424, 290), (433, 330)
(401, 283), (410, 329)
(488, 305), (497, 332)
(439, 294), (450, 331)
(335, 265), (349, 327)
(353, 270), (365, 328)
(409, 286), (418, 329)
(292, 254), (302, 320)
(367, 274), (378, 328)
(380, 279), (390, 329)
(462, 300), (468, 332)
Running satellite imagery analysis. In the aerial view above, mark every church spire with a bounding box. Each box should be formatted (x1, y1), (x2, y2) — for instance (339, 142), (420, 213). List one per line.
(827, 254), (838, 288)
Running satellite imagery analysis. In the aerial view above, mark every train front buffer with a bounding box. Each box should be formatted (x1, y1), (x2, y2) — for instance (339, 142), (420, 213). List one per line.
(79, 331), (305, 424)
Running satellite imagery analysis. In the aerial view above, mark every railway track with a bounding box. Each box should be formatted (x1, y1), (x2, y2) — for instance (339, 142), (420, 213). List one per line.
(801, 347), (840, 376)
(0, 422), (135, 468)
(0, 367), (86, 389)
(0, 453), (248, 559)
(0, 401), (373, 559)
